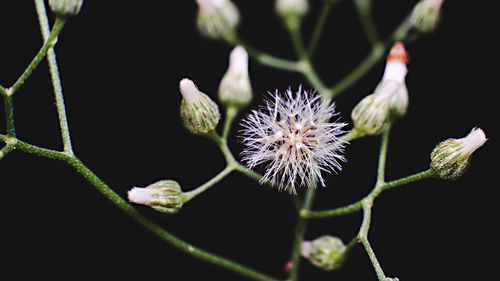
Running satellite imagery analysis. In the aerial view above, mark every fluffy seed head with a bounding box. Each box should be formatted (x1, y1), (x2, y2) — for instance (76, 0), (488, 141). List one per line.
(240, 88), (347, 193)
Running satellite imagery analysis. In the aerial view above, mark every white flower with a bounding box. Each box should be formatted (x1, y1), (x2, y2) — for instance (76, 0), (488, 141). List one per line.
(240, 87), (347, 193)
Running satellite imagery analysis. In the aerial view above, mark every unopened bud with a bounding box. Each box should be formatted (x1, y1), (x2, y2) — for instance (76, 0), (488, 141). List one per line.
(352, 43), (409, 136)
(179, 78), (220, 135)
(410, 0), (444, 33)
(431, 128), (487, 180)
(196, 0), (240, 40)
(301, 235), (346, 271)
(218, 46), (252, 109)
(276, 0), (309, 30)
(49, 0), (83, 17)
(128, 180), (183, 214)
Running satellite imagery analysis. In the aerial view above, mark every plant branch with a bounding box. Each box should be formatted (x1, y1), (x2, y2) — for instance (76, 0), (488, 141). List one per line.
(7, 136), (280, 281)
(34, 0), (74, 155)
(358, 200), (386, 281)
(182, 166), (234, 203)
(0, 143), (15, 160)
(8, 17), (66, 96)
(329, 14), (413, 99)
(3, 95), (16, 136)
(354, 0), (382, 47)
(288, 186), (316, 281)
(376, 125), (391, 185)
(222, 106), (238, 141)
(302, 169), (435, 219)
(308, 0), (336, 57)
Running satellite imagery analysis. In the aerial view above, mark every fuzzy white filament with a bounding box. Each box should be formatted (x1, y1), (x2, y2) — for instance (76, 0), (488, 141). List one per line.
(240, 88), (347, 193)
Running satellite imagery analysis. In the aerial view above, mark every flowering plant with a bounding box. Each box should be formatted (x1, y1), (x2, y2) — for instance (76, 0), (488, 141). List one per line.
(1, 1), (494, 280)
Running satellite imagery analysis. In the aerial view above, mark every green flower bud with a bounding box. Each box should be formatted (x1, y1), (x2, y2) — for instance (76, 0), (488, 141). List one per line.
(352, 43), (409, 136)
(301, 235), (346, 271)
(218, 46), (252, 109)
(128, 180), (183, 214)
(410, 0), (444, 33)
(179, 78), (220, 135)
(196, 0), (240, 41)
(49, 0), (83, 17)
(431, 128), (487, 180)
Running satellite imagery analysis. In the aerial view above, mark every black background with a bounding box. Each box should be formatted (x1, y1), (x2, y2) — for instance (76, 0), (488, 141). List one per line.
(0, 1), (497, 280)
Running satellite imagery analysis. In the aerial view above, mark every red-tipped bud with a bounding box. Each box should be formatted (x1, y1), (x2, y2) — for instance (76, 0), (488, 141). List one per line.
(387, 42), (409, 64)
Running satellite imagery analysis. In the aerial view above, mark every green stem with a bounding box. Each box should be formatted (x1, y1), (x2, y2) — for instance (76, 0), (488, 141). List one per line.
(329, 14), (413, 99)
(308, 0), (335, 57)
(222, 106), (238, 141)
(208, 130), (237, 166)
(358, 201), (386, 281)
(300, 60), (332, 100)
(329, 42), (385, 98)
(288, 186), (316, 281)
(284, 19), (307, 60)
(9, 137), (279, 281)
(34, 0), (74, 155)
(376, 125), (391, 185)
(3, 95), (16, 136)
(302, 169), (435, 219)
(9, 17), (66, 95)
(227, 37), (301, 72)
(0, 85), (8, 96)
(0, 143), (15, 160)
(182, 166), (234, 203)
(354, 0), (382, 47)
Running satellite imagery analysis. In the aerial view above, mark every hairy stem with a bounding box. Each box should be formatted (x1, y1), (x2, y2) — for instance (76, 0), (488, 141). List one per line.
(288, 186), (316, 281)
(302, 169), (435, 219)
(3, 95), (15, 136)
(34, 0), (74, 155)
(182, 166), (234, 203)
(0, 143), (15, 160)
(376, 125), (391, 185)
(222, 106), (238, 141)
(9, 17), (66, 95)
(7, 136), (279, 281)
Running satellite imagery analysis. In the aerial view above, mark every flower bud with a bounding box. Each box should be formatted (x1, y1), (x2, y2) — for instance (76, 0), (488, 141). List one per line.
(410, 0), (444, 33)
(179, 78), (220, 135)
(276, 0), (309, 30)
(196, 0), (240, 40)
(49, 0), (83, 17)
(218, 46), (252, 109)
(128, 180), (183, 214)
(430, 128), (487, 180)
(383, 278), (400, 281)
(351, 43), (409, 136)
(301, 235), (346, 271)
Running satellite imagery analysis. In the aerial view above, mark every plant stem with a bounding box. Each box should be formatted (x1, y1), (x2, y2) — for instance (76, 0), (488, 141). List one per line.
(3, 95), (16, 136)
(376, 125), (391, 185)
(182, 166), (234, 203)
(308, 0), (335, 57)
(288, 186), (316, 281)
(34, 0), (74, 155)
(302, 169), (435, 219)
(222, 106), (238, 141)
(354, 0), (381, 47)
(0, 143), (15, 160)
(9, 17), (66, 96)
(227, 37), (302, 72)
(208, 130), (237, 166)
(329, 14), (413, 99)
(358, 201), (386, 281)
(8, 136), (279, 281)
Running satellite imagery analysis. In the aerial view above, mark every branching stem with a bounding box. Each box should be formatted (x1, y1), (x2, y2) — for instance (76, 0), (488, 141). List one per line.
(34, 0), (74, 155)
